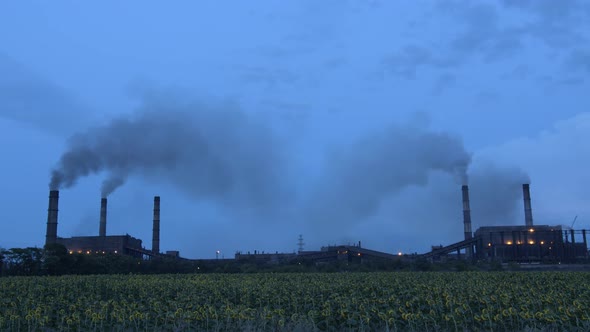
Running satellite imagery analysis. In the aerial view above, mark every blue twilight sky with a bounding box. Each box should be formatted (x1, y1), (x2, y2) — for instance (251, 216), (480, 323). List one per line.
(1, 1), (589, 258)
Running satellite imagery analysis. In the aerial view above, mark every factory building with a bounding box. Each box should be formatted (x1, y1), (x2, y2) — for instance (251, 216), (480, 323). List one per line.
(44, 190), (165, 258)
(423, 184), (589, 263)
(474, 225), (588, 263)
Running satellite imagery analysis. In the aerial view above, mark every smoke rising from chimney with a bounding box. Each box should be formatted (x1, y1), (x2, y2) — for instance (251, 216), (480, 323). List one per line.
(48, 93), (530, 235)
(49, 97), (287, 215)
(303, 123), (472, 228)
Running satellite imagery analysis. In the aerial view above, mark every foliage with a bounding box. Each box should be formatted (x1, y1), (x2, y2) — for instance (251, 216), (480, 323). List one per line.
(1, 272), (589, 331)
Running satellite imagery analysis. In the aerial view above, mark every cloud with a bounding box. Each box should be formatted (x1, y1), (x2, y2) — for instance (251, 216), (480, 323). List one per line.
(432, 73), (456, 95)
(238, 66), (299, 87)
(566, 49), (590, 73)
(49, 93), (294, 221)
(0, 54), (93, 135)
(381, 45), (458, 79)
(473, 112), (590, 225)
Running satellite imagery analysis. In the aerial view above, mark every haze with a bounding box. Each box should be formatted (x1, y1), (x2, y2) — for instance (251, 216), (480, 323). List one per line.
(1, 1), (589, 258)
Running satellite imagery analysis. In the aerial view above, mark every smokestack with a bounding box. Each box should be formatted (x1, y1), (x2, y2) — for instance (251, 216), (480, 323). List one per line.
(462, 185), (472, 240)
(45, 190), (59, 246)
(152, 196), (160, 254)
(523, 183), (533, 226)
(99, 198), (107, 237)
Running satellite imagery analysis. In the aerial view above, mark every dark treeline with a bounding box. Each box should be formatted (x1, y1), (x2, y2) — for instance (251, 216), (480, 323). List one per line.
(0, 244), (510, 276)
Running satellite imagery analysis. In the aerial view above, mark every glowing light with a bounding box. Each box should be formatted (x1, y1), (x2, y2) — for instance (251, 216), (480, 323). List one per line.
(517, 241), (522, 245)
(488, 243), (492, 247)
(528, 240), (535, 245)
(86, 251), (90, 254)
(114, 250), (118, 254)
(69, 251), (73, 254)
(541, 241), (545, 245)
(398, 252), (402, 256)
(506, 241), (513, 245)
(529, 228), (534, 233)
(357, 253), (361, 256)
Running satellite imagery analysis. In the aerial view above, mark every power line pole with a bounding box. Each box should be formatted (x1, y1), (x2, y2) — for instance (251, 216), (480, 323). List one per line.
(297, 234), (305, 253)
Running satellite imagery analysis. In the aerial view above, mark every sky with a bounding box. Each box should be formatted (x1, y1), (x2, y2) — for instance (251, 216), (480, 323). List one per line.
(1, 0), (589, 258)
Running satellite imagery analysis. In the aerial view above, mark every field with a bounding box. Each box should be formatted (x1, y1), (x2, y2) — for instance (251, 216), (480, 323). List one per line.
(1, 272), (589, 331)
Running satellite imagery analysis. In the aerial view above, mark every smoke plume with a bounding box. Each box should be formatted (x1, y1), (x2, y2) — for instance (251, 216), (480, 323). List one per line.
(468, 162), (530, 227)
(303, 123), (472, 229)
(49, 97), (287, 216)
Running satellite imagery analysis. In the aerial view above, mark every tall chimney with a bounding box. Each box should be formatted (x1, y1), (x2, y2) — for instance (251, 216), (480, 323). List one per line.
(99, 198), (107, 237)
(462, 185), (473, 240)
(152, 196), (160, 254)
(523, 183), (533, 226)
(45, 190), (59, 246)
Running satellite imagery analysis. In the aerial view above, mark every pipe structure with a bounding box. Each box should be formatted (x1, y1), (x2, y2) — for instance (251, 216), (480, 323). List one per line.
(45, 190), (59, 246)
(152, 196), (160, 254)
(99, 198), (107, 237)
(523, 184), (534, 226)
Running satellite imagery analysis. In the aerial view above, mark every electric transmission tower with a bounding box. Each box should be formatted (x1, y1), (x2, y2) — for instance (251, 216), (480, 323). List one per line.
(297, 234), (305, 252)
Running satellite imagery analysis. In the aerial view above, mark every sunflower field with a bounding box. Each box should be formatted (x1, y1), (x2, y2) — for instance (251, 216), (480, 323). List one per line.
(1, 272), (589, 331)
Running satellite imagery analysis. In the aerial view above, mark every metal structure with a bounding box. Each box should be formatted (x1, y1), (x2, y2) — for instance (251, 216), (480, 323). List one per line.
(297, 234), (305, 252)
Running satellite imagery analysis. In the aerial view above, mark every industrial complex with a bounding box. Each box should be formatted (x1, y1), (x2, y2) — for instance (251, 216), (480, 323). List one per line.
(44, 183), (589, 265)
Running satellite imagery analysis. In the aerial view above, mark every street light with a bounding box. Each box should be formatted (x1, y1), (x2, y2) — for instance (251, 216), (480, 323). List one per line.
(216, 250), (220, 260)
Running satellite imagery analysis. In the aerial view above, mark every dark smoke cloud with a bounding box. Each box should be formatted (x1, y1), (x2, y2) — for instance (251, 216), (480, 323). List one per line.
(302, 123), (472, 230)
(49, 97), (288, 217)
(0, 53), (91, 135)
(469, 162), (531, 227)
(101, 174), (127, 198)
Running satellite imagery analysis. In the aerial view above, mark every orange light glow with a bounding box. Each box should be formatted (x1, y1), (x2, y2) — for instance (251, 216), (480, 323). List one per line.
(529, 228), (534, 233)
(506, 241), (513, 245)
(541, 241), (545, 245)
(528, 240), (534, 245)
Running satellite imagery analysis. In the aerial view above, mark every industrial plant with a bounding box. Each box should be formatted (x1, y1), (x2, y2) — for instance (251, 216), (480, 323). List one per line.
(44, 183), (589, 265)
(44, 191), (174, 259)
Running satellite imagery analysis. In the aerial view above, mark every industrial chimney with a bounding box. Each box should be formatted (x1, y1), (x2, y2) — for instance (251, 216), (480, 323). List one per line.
(45, 190), (59, 246)
(152, 196), (160, 254)
(99, 197), (107, 237)
(462, 185), (473, 240)
(523, 183), (533, 226)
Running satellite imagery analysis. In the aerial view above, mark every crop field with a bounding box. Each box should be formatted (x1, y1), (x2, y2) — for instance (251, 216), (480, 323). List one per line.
(1, 272), (589, 331)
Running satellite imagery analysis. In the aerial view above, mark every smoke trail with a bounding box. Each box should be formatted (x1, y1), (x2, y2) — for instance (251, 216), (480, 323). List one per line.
(468, 162), (531, 227)
(49, 97), (287, 214)
(303, 123), (472, 228)
(101, 174), (127, 198)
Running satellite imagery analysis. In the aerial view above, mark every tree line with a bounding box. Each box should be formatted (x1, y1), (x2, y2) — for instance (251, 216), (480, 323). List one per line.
(0, 243), (513, 276)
